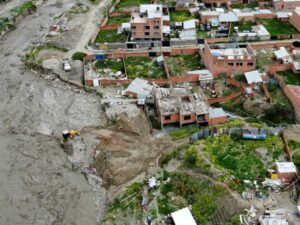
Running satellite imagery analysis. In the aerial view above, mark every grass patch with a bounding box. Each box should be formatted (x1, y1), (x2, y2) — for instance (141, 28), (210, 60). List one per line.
(125, 56), (166, 79)
(170, 10), (196, 22)
(197, 30), (209, 39)
(115, 0), (151, 10)
(256, 50), (275, 69)
(201, 135), (284, 187)
(230, 21), (254, 36)
(95, 29), (128, 43)
(0, 17), (15, 34)
(169, 124), (199, 140)
(257, 19), (299, 36)
(159, 144), (190, 167)
(106, 14), (131, 25)
(278, 70), (300, 86)
(166, 54), (203, 76)
(95, 58), (125, 72)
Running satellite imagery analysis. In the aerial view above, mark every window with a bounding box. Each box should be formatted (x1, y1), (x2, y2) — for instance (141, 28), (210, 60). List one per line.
(236, 62), (243, 66)
(131, 25), (136, 29)
(154, 32), (160, 36)
(228, 62), (234, 66)
(247, 62), (254, 66)
(145, 26), (150, 29)
(165, 115), (171, 120)
(184, 115), (191, 120)
(154, 25), (160, 29)
(145, 32), (150, 35)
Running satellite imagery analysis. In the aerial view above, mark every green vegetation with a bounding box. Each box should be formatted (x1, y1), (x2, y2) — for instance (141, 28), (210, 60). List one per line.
(160, 144), (190, 167)
(106, 15), (131, 25)
(165, 54), (204, 76)
(10, 1), (37, 20)
(200, 135), (284, 190)
(264, 84), (295, 124)
(169, 124), (199, 140)
(170, 10), (196, 22)
(257, 19), (299, 36)
(278, 70), (300, 86)
(230, 21), (255, 36)
(95, 30), (128, 43)
(197, 30), (209, 39)
(0, 17), (15, 34)
(159, 172), (226, 224)
(125, 57), (166, 79)
(231, 2), (258, 9)
(115, 0), (151, 10)
(215, 97), (249, 117)
(72, 52), (87, 61)
(256, 50), (275, 69)
(95, 58), (124, 72)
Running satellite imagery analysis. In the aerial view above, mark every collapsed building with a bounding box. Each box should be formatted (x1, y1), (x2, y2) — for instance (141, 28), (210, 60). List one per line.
(154, 87), (226, 128)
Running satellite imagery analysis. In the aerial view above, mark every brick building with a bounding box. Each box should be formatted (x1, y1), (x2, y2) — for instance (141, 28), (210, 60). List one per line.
(290, 8), (300, 32)
(154, 87), (210, 128)
(275, 162), (297, 183)
(130, 4), (169, 41)
(201, 41), (256, 77)
(273, 0), (300, 10)
(284, 85), (300, 122)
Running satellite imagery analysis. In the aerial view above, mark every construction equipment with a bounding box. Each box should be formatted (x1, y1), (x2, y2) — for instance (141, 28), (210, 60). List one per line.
(62, 129), (79, 142)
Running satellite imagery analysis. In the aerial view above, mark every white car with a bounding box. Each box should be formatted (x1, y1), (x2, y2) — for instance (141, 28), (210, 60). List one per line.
(63, 60), (71, 72)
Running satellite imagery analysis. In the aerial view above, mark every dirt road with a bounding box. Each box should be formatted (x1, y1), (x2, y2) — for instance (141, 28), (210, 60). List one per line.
(0, 1), (109, 224)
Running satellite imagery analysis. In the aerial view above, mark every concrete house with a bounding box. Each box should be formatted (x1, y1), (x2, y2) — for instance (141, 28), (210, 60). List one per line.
(275, 162), (297, 183)
(201, 41), (256, 77)
(290, 7), (300, 31)
(130, 4), (169, 41)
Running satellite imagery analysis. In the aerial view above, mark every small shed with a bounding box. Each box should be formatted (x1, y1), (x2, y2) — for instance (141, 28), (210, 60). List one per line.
(244, 70), (263, 85)
(171, 207), (197, 225)
(183, 19), (196, 30)
(276, 162), (297, 183)
(124, 78), (153, 98)
(209, 108), (227, 125)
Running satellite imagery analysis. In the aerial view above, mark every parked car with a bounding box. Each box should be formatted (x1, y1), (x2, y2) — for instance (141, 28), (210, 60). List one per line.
(63, 59), (71, 72)
(206, 24), (211, 31)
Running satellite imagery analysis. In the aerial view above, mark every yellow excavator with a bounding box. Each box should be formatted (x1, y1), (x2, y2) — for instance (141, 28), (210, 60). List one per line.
(62, 129), (80, 143)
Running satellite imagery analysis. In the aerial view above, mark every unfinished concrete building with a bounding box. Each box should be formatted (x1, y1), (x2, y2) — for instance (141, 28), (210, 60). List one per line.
(130, 4), (169, 41)
(154, 87), (210, 128)
(201, 41), (256, 77)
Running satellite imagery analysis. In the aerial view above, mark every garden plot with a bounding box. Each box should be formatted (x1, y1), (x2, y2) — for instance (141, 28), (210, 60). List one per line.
(106, 14), (131, 25)
(94, 58), (125, 79)
(255, 48), (275, 69)
(169, 10), (197, 22)
(125, 57), (166, 79)
(115, 0), (151, 10)
(165, 54), (203, 76)
(256, 19), (299, 36)
(200, 135), (284, 190)
(278, 70), (300, 86)
(95, 29), (128, 43)
(230, 21), (255, 36)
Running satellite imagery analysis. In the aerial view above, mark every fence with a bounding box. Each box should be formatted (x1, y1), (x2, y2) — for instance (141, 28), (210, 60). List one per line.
(268, 64), (293, 75)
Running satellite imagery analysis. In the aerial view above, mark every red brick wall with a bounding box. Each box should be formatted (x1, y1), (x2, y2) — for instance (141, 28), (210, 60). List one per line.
(254, 13), (276, 19)
(207, 91), (243, 104)
(290, 11), (300, 32)
(100, 25), (119, 30)
(170, 48), (199, 56)
(268, 64), (293, 75)
(209, 116), (227, 125)
(160, 113), (180, 125)
(108, 11), (131, 17)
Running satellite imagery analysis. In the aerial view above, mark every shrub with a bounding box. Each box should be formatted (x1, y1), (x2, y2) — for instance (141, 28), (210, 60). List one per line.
(72, 52), (87, 61)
